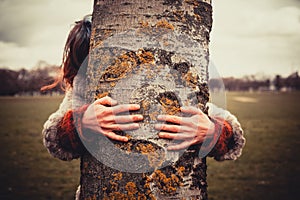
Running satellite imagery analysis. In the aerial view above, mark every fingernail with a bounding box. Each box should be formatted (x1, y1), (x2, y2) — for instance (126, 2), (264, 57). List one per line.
(154, 124), (160, 129)
(135, 104), (140, 109)
(157, 115), (162, 120)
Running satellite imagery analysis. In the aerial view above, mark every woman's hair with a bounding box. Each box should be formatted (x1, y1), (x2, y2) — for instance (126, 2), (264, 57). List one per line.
(41, 15), (92, 91)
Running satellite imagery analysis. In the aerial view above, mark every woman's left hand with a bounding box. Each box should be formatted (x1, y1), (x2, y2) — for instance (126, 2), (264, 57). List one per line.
(155, 106), (215, 150)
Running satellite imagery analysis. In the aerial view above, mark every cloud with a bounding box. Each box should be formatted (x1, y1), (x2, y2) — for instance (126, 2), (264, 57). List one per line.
(239, 7), (300, 38)
(0, 0), (93, 68)
(212, 0), (300, 37)
(210, 0), (300, 77)
(0, 0), (49, 46)
(0, 0), (93, 46)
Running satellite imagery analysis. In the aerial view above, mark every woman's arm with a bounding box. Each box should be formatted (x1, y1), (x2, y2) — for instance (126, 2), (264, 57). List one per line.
(42, 88), (84, 161)
(206, 102), (246, 161)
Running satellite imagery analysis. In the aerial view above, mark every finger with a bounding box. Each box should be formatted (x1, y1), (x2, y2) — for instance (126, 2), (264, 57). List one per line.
(103, 131), (129, 142)
(95, 96), (117, 106)
(114, 115), (143, 123)
(96, 104), (140, 117)
(158, 132), (196, 140)
(154, 124), (192, 133)
(106, 123), (140, 131)
(112, 104), (141, 114)
(181, 106), (203, 115)
(167, 139), (195, 151)
(157, 115), (190, 126)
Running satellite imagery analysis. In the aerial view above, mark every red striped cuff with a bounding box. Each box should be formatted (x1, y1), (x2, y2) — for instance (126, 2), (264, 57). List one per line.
(57, 104), (89, 155)
(205, 117), (234, 158)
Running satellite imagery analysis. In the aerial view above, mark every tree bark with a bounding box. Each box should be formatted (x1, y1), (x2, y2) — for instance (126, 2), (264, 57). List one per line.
(79, 0), (213, 199)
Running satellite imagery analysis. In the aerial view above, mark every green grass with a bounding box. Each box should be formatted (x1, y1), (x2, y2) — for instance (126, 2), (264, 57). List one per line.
(0, 92), (299, 200)
(0, 96), (80, 200)
(207, 92), (300, 200)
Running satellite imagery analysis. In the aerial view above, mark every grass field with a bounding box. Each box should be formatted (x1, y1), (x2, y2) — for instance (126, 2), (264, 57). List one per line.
(0, 92), (299, 200)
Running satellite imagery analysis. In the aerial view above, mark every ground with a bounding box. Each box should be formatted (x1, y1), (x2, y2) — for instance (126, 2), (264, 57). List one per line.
(0, 92), (299, 200)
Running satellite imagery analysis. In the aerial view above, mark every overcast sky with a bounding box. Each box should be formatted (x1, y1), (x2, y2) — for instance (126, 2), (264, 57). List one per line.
(1, 0), (300, 77)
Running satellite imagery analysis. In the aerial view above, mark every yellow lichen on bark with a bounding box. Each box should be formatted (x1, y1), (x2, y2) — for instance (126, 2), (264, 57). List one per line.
(149, 111), (159, 121)
(159, 97), (181, 115)
(136, 143), (165, 168)
(114, 142), (133, 153)
(177, 166), (185, 177)
(102, 52), (138, 81)
(103, 181), (151, 200)
(139, 20), (149, 28)
(147, 170), (180, 195)
(109, 179), (119, 192)
(137, 49), (155, 64)
(113, 172), (123, 181)
(156, 20), (175, 30)
(101, 49), (156, 82)
(183, 71), (198, 89)
(126, 182), (138, 196)
(141, 100), (151, 112)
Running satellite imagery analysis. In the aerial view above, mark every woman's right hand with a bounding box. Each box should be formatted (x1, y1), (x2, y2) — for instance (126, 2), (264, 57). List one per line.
(81, 96), (143, 142)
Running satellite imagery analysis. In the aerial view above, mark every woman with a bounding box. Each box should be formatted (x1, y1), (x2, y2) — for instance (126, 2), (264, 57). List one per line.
(42, 15), (245, 199)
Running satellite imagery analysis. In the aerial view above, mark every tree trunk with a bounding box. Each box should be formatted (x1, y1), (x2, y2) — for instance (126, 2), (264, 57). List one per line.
(79, 0), (213, 199)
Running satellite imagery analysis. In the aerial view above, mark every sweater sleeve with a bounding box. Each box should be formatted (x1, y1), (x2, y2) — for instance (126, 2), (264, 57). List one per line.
(206, 102), (246, 161)
(42, 74), (89, 161)
(42, 89), (84, 161)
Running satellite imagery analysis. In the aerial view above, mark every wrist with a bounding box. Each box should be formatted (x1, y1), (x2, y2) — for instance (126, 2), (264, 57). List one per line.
(73, 104), (91, 142)
(207, 117), (234, 158)
(201, 117), (222, 151)
(57, 105), (89, 154)
(207, 118), (216, 136)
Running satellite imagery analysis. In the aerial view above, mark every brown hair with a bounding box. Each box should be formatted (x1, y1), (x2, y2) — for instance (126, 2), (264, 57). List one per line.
(41, 15), (92, 91)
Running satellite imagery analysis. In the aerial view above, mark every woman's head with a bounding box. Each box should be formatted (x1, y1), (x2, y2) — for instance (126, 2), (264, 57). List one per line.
(41, 15), (92, 91)
(63, 15), (92, 86)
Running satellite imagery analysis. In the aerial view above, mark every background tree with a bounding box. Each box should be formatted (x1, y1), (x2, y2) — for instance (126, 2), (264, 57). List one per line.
(0, 69), (19, 96)
(274, 75), (283, 91)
